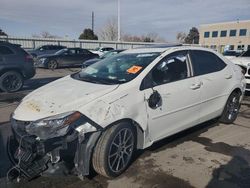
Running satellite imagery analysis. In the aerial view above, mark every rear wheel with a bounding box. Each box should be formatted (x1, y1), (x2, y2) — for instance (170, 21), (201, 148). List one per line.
(220, 91), (241, 124)
(47, 60), (58, 70)
(92, 122), (136, 178)
(0, 71), (23, 92)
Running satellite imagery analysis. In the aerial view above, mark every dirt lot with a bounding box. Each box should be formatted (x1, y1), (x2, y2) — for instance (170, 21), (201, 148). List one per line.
(0, 68), (250, 188)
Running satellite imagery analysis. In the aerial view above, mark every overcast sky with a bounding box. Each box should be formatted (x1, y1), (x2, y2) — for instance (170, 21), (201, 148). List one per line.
(0, 0), (250, 41)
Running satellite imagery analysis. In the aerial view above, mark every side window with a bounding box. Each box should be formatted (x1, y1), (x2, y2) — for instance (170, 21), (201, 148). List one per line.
(151, 50), (189, 86)
(50, 46), (57, 50)
(69, 49), (76, 54)
(0, 46), (14, 55)
(190, 50), (226, 76)
(81, 49), (90, 55)
(40, 46), (49, 50)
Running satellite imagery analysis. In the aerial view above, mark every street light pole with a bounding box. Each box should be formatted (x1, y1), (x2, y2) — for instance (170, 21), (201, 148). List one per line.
(117, 0), (121, 41)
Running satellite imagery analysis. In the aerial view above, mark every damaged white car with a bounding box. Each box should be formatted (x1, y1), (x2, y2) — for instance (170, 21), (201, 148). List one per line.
(8, 45), (246, 180)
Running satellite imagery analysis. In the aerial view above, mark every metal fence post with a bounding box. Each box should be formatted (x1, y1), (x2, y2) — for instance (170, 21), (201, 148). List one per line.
(33, 40), (36, 49)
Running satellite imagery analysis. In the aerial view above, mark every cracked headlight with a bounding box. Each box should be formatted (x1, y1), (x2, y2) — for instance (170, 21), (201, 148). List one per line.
(25, 111), (82, 139)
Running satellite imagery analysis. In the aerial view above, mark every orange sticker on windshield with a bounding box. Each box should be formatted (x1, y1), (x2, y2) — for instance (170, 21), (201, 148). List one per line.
(127, 66), (143, 74)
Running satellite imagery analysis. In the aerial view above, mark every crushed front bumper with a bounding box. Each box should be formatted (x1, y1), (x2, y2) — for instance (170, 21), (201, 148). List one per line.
(8, 118), (101, 180)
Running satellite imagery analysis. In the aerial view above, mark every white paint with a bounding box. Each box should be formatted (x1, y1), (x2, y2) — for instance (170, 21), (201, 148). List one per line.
(13, 46), (246, 149)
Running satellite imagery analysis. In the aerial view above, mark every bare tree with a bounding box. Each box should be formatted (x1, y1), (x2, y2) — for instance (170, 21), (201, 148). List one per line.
(32, 31), (60, 39)
(145, 32), (166, 43)
(98, 17), (118, 41)
(176, 32), (187, 43)
(122, 34), (143, 42)
(122, 32), (166, 43)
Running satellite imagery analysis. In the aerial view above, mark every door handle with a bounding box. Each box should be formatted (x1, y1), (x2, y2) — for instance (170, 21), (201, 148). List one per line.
(225, 74), (232, 79)
(190, 83), (201, 90)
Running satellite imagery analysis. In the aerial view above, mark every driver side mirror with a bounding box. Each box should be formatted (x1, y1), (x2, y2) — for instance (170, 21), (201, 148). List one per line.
(148, 90), (162, 109)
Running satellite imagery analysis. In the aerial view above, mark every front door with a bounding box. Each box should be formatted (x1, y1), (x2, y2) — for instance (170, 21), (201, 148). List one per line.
(60, 49), (79, 66)
(143, 50), (202, 141)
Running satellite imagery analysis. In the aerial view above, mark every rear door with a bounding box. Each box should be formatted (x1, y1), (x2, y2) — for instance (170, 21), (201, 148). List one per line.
(189, 50), (233, 122)
(143, 50), (202, 141)
(0, 45), (16, 66)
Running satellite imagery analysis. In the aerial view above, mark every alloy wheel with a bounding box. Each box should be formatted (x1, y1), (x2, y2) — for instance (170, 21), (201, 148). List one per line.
(108, 128), (134, 173)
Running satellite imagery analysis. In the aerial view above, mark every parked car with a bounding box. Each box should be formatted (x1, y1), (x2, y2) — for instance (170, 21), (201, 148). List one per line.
(230, 49), (250, 92)
(9, 45), (245, 180)
(27, 45), (66, 58)
(222, 50), (242, 60)
(91, 46), (114, 56)
(0, 41), (35, 92)
(36, 48), (99, 69)
(82, 49), (125, 68)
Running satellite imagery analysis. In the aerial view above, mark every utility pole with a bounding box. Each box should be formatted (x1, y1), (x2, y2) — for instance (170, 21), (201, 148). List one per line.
(92, 11), (94, 32)
(117, 0), (121, 41)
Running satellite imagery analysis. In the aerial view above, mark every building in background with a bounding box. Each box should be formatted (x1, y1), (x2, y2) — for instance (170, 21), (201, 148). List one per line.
(199, 20), (250, 53)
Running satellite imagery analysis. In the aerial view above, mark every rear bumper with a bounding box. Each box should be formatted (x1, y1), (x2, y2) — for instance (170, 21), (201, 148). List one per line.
(246, 83), (250, 91)
(22, 66), (36, 79)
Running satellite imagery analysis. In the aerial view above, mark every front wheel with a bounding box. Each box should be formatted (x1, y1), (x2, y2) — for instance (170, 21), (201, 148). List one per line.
(220, 91), (241, 124)
(92, 122), (136, 178)
(47, 60), (58, 70)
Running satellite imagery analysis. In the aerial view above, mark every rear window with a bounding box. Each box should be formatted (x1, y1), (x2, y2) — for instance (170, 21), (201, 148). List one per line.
(0, 46), (14, 55)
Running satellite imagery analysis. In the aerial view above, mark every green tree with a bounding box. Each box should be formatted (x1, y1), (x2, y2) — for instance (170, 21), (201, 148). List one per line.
(185, 27), (199, 44)
(79, 28), (98, 40)
(0, 29), (8, 36)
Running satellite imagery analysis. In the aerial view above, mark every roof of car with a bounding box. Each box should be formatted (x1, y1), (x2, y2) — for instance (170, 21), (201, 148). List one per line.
(123, 44), (215, 54)
(0, 41), (22, 47)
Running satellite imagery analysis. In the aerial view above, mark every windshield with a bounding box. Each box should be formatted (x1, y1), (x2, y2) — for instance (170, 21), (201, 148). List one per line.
(223, 51), (236, 56)
(94, 47), (101, 51)
(71, 52), (160, 85)
(55, 48), (67, 55)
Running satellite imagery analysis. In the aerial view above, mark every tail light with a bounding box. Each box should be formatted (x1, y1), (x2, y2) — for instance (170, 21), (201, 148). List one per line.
(25, 55), (34, 62)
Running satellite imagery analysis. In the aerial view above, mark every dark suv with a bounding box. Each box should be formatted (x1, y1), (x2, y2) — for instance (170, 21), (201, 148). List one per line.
(0, 42), (35, 92)
(27, 45), (66, 58)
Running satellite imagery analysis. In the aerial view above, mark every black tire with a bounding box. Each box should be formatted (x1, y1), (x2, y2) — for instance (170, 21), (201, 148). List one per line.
(220, 91), (241, 124)
(47, 60), (58, 70)
(92, 122), (136, 178)
(0, 71), (24, 92)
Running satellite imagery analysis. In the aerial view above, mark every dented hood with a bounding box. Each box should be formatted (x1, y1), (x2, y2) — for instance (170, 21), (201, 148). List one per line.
(13, 76), (119, 121)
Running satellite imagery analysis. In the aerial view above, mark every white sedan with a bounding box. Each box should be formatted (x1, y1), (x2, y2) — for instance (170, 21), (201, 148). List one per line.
(90, 46), (114, 56)
(9, 45), (246, 180)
